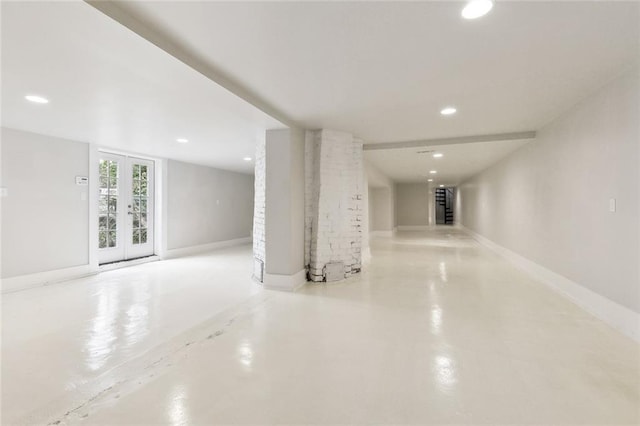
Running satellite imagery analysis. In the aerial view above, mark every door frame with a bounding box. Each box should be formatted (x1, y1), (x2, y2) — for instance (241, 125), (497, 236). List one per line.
(88, 145), (167, 272)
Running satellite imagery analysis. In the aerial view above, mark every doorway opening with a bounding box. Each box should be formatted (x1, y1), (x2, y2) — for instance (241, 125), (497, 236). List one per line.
(435, 187), (455, 225)
(98, 152), (155, 265)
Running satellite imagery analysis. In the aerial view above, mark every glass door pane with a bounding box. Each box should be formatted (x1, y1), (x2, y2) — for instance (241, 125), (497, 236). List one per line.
(98, 159), (119, 248)
(98, 154), (154, 264)
(97, 153), (126, 264)
(126, 158), (154, 259)
(131, 163), (150, 245)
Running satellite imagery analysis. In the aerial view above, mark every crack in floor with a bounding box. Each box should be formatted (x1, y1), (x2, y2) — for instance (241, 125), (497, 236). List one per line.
(42, 293), (274, 425)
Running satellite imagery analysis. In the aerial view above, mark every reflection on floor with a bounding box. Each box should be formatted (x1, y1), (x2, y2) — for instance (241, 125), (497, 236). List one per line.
(2, 228), (639, 424)
(1, 244), (260, 424)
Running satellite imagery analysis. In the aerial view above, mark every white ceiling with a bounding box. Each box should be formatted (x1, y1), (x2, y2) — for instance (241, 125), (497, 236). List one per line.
(365, 139), (531, 185)
(1, 1), (284, 174)
(2, 1), (638, 182)
(108, 0), (639, 143)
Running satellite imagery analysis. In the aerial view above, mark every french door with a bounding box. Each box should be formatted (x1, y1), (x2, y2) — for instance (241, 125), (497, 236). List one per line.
(97, 153), (155, 264)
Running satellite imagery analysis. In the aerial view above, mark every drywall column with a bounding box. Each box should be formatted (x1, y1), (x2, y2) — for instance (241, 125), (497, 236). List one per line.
(252, 136), (266, 281)
(256, 128), (306, 291)
(305, 129), (364, 282)
(428, 183), (436, 226)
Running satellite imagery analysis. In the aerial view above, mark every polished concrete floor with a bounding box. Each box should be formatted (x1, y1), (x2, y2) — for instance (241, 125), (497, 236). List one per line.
(2, 228), (639, 424)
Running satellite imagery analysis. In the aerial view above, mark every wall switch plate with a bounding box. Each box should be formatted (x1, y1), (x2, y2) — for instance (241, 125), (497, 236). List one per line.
(0, 187), (7, 197)
(609, 198), (616, 213)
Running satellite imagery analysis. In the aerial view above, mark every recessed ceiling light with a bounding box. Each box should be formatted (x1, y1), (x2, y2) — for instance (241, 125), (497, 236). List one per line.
(430, 170), (437, 174)
(243, 157), (252, 161)
(176, 138), (189, 143)
(440, 107), (457, 116)
(433, 153), (443, 158)
(25, 95), (49, 104)
(428, 179), (434, 182)
(440, 185), (445, 187)
(462, 0), (494, 20)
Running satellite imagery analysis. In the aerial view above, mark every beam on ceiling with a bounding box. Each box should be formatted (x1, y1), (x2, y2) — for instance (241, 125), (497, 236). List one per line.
(363, 131), (537, 151)
(85, 0), (297, 129)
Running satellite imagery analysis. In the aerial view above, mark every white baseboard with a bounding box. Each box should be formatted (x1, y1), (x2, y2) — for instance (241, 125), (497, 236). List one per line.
(163, 237), (252, 259)
(1, 264), (95, 294)
(397, 225), (431, 231)
(370, 230), (394, 237)
(461, 226), (640, 342)
(263, 269), (307, 292)
(2, 237), (252, 294)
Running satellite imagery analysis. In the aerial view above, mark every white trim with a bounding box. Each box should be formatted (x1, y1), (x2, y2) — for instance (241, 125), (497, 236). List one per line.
(363, 131), (537, 151)
(88, 145), (100, 273)
(97, 147), (159, 162)
(263, 269), (307, 292)
(1, 265), (94, 294)
(155, 158), (168, 258)
(370, 230), (394, 237)
(461, 226), (640, 342)
(95, 148), (164, 264)
(397, 225), (431, 231)
(163, 237), (252, 259)
(124, 157), (155, 260)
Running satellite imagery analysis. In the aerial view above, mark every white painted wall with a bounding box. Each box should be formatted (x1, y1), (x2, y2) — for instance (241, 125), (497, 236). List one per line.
(458, 66), (640, 313)
(0, 128), (254, 284)
(391, 185), (397, 229)
(365, 160), (394, 189)
(396, 183), (430, 227)
(1, 127), (89, 278)
(370, 188), (394, 231)
(365, 160), (396, 232)
(367, 187), (375, 232)
(166, 160), (254, 250)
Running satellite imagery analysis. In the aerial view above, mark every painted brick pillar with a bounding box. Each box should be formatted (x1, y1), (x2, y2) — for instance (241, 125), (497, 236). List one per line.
(252, 135), (266, 281)
(305, 129), (364, 282)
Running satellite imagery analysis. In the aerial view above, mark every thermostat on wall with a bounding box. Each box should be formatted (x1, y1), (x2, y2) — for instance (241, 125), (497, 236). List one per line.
(76, 176), (89, 186)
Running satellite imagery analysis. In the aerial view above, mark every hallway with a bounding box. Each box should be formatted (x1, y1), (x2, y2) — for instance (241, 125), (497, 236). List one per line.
(3, 228), (639, 425)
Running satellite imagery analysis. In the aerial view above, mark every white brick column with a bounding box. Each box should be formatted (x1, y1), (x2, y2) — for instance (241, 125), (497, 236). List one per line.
(252, 136), (266, 281)
(305, 129), (364, 282)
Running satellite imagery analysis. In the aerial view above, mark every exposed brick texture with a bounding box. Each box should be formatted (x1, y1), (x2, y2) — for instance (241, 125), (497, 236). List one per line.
(252, 136), (266, 280)
(304, 129), (364, 282)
